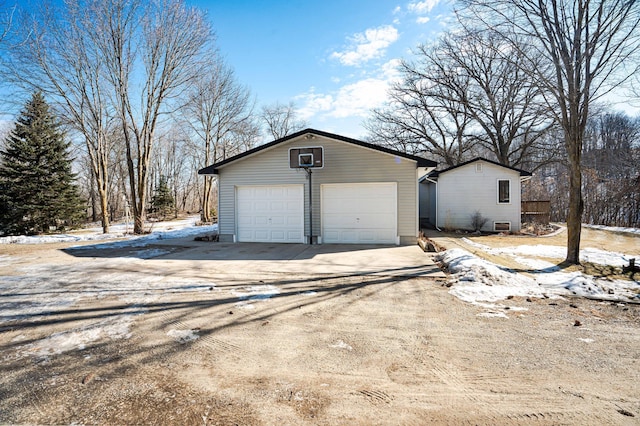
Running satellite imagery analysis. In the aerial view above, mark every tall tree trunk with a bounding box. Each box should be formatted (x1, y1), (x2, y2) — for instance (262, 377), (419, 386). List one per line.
(201, 175), (212, 222)
(90, 167), (98, 223)
(89, 144), (111, 233)
(98, 184), (110, 234)
(565, 155), (583, 264)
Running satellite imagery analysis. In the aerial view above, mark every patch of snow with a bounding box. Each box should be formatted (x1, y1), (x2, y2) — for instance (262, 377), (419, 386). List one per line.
(329, 340), (353, 351)
(462, 238), (636, 267)
(0, 216), (220, 360)
(13, 312), (140, 360)
(125, 248), (171, 259)
(438, 247), (640, 307)
(233, 285), (280, 301)
(167, 328), (199, 343)
(578, 338), (594, 343)
(0, 232), (127, 245)
(234, 301), (255, 310)
(0, 215), (218, 248)
(301, 291), (317, 296)
(511, 256), (560, 272)
(477, 311), (509, 319)
(439, 249), (551, 304)
(584, 224), (640, 235)
(0, 275), (87, 322)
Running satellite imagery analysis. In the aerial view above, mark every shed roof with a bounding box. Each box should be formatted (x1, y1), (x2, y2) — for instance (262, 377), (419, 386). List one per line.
(427, 157), (533, 178)
(198, 128), (437, 175)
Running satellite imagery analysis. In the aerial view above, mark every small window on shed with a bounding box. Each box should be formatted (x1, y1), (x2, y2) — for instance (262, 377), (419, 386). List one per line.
(494, 222), (511, 232)
(497, 179), (510, 204)
(475, 163), (483, 173)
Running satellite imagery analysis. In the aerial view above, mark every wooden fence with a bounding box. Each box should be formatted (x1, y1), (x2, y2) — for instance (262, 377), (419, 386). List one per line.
(521, 200), (551, 225)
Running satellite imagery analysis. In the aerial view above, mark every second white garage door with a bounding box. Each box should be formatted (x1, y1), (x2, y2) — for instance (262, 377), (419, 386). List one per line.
(236, 185), (304, 243)
(321, 183), (397, 244)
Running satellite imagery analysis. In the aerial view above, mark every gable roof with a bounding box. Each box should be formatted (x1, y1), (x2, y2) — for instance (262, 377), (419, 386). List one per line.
(198, 128), (437, 175)
(428, 157), (532, 178)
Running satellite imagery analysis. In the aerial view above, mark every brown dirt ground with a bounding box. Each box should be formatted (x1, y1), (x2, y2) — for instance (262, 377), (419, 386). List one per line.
(1, 235), (639, 425)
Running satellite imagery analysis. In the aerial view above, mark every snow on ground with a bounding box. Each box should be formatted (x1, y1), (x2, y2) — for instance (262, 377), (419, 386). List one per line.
(167, 328), (200, 344)
(329, 340), (353, 351)
(2, 215), (638, 352)
(461, 238), (635, 268)
(0, 216), (218, 246)
(13, 312), (142, 360)
(0, 216), (229, 359)
(584, 224), (640, 235)
(439, 237), (640, 316)
(232, 284), (280, 310)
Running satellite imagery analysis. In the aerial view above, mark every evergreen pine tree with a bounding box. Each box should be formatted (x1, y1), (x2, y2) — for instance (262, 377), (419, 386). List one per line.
(150, 176), (175, 220)
(0, 92), (85, 235)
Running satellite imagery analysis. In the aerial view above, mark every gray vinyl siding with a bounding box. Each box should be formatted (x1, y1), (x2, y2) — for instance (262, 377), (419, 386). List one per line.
(436, 161), (522, 232)
(216, 134), (419, 243)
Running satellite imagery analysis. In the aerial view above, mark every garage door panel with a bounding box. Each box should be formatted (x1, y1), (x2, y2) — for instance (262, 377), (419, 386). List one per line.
(270, 216), (285, 225)
(287, 230), (303, 240)
(270, 230), (285, 240)
(322, 183), (397, 244)
(287, 217), (303, 226)
(237, 185), (304, 243)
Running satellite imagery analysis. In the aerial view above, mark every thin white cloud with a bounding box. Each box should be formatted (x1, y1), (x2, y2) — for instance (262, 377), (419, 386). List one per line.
(330, 78), (391, 118)
(407, 0), (440, 14)
(331, 25), (399, 67)
(416, 16), (431, 24)
(295, 59), (402, 121)
(295, 89), (334, 121)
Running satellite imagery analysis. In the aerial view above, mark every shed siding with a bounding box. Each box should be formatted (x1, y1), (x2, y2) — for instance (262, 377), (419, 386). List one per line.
(436, 161), (522, 232)
(217, 135), (419, 243)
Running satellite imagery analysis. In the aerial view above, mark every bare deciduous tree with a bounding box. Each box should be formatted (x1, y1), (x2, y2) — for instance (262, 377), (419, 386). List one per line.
(184, 56), (258, 223)
(367, 27), (556, 168)
(438, 29), (555, 167)
(464, 0), (640, 264)
(0, 2), (14, 42)
(100, 0), (212, 234)
(261, 102), (307, 140)
(366, 44), (475, 166)
(582, 112), (640, 226)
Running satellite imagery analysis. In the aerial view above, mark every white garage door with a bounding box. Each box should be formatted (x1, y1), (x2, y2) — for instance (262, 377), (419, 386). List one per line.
(321, 183), (397, 244)
(236, 185), (304, 243)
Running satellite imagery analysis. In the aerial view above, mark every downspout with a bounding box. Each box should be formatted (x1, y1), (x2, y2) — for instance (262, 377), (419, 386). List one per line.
(424, 177), (441, 231)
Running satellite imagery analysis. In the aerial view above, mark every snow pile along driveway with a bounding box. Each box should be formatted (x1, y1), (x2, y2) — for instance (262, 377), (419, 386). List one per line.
(438, 244), (640, 308)
(438, 248), (549, 304)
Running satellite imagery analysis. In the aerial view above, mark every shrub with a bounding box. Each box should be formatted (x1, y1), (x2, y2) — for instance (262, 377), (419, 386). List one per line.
(470, 211), (488, 232)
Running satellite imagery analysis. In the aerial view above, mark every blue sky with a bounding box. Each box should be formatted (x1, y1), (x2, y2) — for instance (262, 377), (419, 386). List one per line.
(192, 0), (454, 138)
(0, 0), (453, 138)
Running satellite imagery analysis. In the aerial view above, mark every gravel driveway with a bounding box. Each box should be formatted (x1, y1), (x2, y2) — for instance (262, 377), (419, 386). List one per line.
(1, 240), (639, 424)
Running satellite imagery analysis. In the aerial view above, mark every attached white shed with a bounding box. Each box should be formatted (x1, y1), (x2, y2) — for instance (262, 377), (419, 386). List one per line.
(420, 158), (532, 232)
(199, 129), (436, 244)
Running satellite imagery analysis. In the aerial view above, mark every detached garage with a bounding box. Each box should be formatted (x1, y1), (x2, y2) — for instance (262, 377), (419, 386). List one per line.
(199, 129), (436, 245)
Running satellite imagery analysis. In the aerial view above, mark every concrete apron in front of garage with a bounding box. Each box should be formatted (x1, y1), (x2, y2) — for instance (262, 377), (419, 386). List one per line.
(154, 240), (447, 279)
